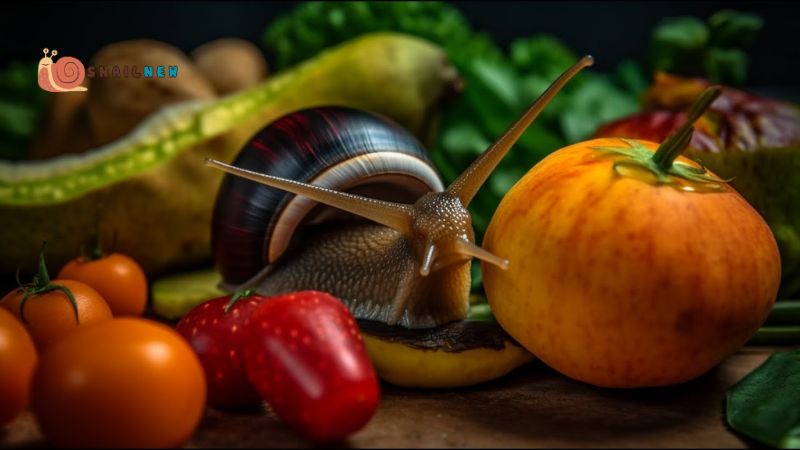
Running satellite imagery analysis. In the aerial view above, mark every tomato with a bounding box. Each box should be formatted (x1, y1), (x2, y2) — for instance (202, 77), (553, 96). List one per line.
(1, 246), (113, 351)
(0, 307), (37, 426)
(483, 87), (781, 387)
(2, 280), (111, 351)
(176, 292), (269, 409)
(31, 317), (206, 448)
(58, 252), (148, 316)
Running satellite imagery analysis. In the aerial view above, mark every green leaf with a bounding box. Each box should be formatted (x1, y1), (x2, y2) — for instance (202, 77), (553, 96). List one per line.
(709, 9), (763, 49)
(649, 16), (709, 76)
(509, 35), (577, 80)
(559, 76), (639, 142)
(727, 349), (800, 448)
(705, 47), (748, 85)
(614, 59), (648, 98)
(0, 61), (47, 161)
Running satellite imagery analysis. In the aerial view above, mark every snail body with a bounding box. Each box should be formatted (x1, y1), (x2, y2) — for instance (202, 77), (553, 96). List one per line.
(209, 57), (594, 329)
(38, 48), (88, 93)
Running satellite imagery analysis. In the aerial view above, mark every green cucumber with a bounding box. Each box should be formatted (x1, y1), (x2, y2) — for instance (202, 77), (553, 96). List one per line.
(151, 267), (224, 320)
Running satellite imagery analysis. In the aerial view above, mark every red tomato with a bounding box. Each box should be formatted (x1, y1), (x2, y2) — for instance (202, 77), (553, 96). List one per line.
(31, 318), (206, 447)
(0, 307), (37, 426)
(176, 292), (269, 409)
(243, 291), (380, 442)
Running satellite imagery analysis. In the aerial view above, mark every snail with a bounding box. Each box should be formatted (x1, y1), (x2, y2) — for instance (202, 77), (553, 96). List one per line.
(206, 56), (593, 329)
(38, 48), (88, 93)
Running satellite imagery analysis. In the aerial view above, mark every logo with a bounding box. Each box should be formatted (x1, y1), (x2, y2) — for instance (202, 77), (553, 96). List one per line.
(38, 46), (181, 93)
(38, 48), (88, 93)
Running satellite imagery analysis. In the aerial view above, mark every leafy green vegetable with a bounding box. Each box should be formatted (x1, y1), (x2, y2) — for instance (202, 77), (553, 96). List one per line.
(648, 9), (762, 85)
(0, 61), (46, 161)
(263, 1), (502, 71)
(709, 9), (764, 48)
(727, 349), (800, 448)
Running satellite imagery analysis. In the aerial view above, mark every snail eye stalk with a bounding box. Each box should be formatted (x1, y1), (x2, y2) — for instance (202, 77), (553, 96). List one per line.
(447, 55), (594, 206)
(205, 158), (415, 236)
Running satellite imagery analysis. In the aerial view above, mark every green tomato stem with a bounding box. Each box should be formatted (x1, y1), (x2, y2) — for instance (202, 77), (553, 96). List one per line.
(86, 206), (105, 261)
(19, 241), (79, 324)
(651, 86), (722, 171)
(749, 326), (800, 345)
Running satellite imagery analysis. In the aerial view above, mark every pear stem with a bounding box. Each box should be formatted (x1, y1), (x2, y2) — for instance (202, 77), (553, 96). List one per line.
(651, 86), (721, 171)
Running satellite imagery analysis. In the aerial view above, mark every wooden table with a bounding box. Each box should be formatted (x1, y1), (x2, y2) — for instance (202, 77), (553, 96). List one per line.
(1, 345), (788, 448)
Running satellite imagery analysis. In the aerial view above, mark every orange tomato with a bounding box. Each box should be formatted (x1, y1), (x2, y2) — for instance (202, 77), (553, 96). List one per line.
(1, 280), (112, 351)
(31, 317), (206, 448)
(0, 307), (37, 426)
(58, 253), (148, 316)
(483, 137), (781, 387)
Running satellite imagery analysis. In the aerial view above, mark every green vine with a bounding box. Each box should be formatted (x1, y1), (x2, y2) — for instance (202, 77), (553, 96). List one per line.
(17, 242), (79, 324)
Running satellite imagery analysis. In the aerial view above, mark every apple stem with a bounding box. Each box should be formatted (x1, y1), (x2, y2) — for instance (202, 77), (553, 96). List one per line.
(651, 86), (722, 171)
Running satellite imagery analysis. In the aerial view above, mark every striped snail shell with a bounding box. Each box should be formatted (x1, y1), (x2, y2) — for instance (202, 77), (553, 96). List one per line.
(212, 106), (444, 287)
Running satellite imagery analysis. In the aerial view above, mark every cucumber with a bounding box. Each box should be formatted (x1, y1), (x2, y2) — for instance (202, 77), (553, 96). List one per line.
(151, 267), (224, 320)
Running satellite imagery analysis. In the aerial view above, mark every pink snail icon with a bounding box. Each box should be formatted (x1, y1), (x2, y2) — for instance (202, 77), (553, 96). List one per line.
(38, 48), (88, 92)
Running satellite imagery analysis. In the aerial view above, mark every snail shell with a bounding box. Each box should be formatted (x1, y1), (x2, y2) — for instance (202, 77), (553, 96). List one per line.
(212, 106), (444, 286)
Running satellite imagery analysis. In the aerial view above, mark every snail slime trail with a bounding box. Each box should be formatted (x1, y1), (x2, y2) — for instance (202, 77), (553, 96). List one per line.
(206, 56), (593, 329)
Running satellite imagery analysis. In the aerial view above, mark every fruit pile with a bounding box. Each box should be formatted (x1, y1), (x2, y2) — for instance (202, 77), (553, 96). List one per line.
(0, 242), (380, 445)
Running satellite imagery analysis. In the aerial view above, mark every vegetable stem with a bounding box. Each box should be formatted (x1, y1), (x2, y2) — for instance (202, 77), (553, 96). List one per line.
(748, 326), (800, 345)
(18, 241), (80, 324)
(651, 86), (721, 170)
(224, 289), (255, 313)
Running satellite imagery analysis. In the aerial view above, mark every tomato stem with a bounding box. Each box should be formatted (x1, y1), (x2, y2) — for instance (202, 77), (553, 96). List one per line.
(651, 86), (721, 171)
(34, 241), (50, 288)
(86, 206), (105, 261)
(224, 289), (255, 313)
(18, 241), (80, 325)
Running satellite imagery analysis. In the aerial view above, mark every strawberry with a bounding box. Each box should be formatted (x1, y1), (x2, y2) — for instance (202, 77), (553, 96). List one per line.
(242, 290), (380, 442)
(175, 291), (269, 409)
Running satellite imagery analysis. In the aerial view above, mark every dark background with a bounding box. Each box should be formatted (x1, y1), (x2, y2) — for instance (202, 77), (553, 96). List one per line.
(0, 1), (797, 89)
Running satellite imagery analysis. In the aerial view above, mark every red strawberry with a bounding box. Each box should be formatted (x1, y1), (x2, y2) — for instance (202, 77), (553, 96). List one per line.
(243, 290), (380, 442)
(176, 291), (269, 409)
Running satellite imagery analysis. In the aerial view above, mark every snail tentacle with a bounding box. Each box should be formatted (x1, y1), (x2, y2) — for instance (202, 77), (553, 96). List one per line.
(206, 158), (414, 236)
(447, 55), (594, 206)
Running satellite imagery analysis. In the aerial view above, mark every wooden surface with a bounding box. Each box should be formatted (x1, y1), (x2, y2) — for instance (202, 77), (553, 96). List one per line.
(1, 346), (785, 448)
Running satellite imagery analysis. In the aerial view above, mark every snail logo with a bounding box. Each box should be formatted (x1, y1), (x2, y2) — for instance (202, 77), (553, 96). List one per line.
(38, 48), (88, 93)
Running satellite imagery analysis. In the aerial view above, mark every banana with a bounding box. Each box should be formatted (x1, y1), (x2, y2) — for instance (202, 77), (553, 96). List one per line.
(0, 33), (460, 280)
(360, 319), (534, 388)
